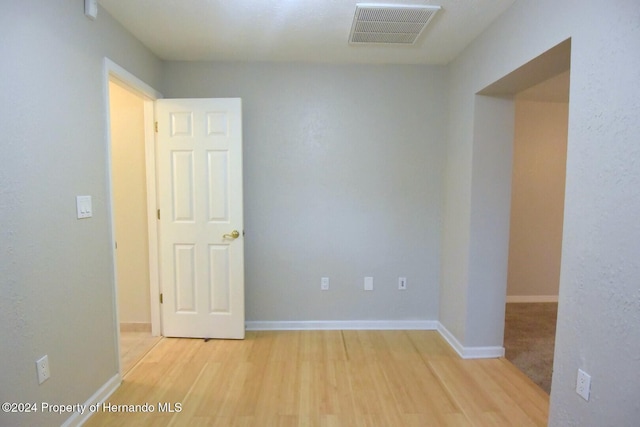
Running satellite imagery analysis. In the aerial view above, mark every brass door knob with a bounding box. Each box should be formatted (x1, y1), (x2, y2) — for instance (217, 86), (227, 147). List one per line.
(223, 230), (240, 239)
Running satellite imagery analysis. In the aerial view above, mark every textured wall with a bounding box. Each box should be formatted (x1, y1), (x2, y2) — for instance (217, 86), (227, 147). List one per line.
(439, 63), (473, 342)
(550, 2), (640, 423)
(0, 2), (161, 426)
(443, 0), (640, 425)
(162, 62), (447, 322)
(466, 95), (514, 347)
(109, 81), (151, 325)
(507, 100), (568, 298)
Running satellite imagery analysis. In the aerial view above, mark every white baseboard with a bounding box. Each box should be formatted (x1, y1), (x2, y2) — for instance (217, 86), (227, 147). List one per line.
(62, 373), (121, 427)
(506, 295), (558, 303)
(246, 320), (439, 331)
(437, 323), (504, 359)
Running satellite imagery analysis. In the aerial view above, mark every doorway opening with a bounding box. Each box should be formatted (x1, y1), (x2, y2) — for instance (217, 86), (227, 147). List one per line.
(108, 78), (160, 374)
(477, 39), (571, 393)
(504, 70), (569, 393)
(104, 58), (162, 376)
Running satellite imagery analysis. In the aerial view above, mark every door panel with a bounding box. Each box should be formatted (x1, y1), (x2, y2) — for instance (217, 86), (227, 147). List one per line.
(172, 151), (195, 221)
(174, 244), (196, 312)
(157, 98), (244, 339)
(209, 245), (230, 313)
(207, 151), (229, 221)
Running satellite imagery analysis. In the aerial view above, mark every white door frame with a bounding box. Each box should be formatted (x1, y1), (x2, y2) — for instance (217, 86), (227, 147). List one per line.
(103, 58), (163, 375)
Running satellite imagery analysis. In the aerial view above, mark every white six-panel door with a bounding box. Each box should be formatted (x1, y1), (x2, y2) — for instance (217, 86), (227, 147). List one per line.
(156, 98), (244, 339)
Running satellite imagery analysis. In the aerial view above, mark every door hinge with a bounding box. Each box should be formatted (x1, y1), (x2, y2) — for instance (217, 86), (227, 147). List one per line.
(115, 241), (118, 249)
(160, 293), (163, 304)
(155, 121), (158, 133)
(157, 209), (161, 220)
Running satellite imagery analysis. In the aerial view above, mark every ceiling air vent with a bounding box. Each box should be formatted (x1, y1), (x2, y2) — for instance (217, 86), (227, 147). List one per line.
(349, 3), (441, 45)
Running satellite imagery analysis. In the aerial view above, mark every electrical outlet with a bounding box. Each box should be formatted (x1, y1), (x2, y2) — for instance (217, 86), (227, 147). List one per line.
(364, 277), (373, 291)
(321, 277), (329, 291)
(398, 277), (407, 290)
(36, 355), (50, 385)
(576, 368), (591, 401)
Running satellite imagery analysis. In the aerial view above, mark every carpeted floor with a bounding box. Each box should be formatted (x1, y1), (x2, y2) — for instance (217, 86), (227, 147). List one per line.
(504, 302), (558, 394)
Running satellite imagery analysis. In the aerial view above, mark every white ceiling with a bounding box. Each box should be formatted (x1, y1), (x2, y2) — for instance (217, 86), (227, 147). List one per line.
(98, 0), (515, 64)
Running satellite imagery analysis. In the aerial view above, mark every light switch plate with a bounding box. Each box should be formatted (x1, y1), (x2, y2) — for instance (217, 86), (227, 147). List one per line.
(76, 195), (92, 219)
(364, 276), (374, 291)
(85, 0), (98, 20)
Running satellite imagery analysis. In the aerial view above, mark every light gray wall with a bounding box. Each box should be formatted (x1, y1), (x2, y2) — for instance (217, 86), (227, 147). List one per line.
(442, 0), (640, 425)
(466, 95), (514, 347)
(162, 62), (446, 322)
(0, 2), (161, 426)
(439, 68), (473, 342)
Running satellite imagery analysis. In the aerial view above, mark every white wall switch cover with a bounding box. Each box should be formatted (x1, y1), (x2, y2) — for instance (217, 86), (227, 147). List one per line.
(85, 0), (98, 20)
(321, 277), (329, 291)
(76, 195), (92, 219)
(364, 276), (373, 291)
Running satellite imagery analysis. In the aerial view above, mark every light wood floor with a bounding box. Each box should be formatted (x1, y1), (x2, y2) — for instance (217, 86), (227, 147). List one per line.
(86, 330), (548, 426)
(119, 331), (162, 375)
